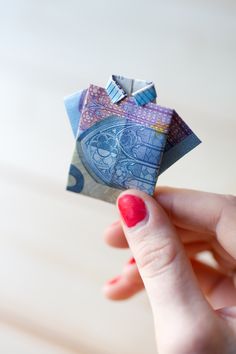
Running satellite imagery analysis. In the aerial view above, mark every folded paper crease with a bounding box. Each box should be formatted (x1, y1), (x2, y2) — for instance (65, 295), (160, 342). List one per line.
(64, 75), (201, 203)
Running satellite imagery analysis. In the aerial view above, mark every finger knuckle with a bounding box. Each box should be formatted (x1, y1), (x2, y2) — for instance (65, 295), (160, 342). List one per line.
(135, 235), (178, 279)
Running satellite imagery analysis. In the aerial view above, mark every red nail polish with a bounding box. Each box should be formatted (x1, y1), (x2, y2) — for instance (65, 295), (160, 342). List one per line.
(118, 195), (147, 227)
(107, 275), (121, 285)
(128, 257), (136, 265)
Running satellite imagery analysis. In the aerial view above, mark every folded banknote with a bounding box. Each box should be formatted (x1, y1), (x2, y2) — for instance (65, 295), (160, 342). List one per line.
(64, 75), (201, 203)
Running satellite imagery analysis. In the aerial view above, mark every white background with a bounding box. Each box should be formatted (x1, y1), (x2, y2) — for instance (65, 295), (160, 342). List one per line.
(0, 1), (235, 353)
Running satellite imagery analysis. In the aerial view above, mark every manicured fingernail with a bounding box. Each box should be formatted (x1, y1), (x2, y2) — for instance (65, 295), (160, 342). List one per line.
(127, 257), (136, 265)
(118, 194), (147, 227)
(107, 275), (121, 285)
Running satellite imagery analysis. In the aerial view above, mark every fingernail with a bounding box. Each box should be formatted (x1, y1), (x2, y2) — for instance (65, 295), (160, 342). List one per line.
(107, 275), (121, 285)
(118, 194), (147, 227)
(127, 257), (136, 265)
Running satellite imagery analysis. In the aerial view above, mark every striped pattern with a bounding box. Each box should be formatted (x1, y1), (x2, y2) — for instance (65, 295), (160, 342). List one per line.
(133, 84), (157, 106)
(105, 78), (127, 103)
(105, 76), (157, 106)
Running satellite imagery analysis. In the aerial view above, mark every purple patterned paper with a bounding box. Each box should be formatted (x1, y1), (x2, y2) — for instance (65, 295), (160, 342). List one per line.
(79, 85), (173, 135)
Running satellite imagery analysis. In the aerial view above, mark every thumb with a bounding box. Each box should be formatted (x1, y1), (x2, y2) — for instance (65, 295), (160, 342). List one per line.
(117, 190), (214, 345)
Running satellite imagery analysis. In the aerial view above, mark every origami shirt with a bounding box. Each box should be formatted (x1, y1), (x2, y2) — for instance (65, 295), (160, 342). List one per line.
(64, 76), (201, 203)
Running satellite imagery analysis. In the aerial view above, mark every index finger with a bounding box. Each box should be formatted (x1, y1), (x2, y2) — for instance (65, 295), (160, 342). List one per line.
(155, 187), (236, 258)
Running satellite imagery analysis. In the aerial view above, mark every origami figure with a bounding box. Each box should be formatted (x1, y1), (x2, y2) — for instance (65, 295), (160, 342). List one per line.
(64, 75), (201, 203)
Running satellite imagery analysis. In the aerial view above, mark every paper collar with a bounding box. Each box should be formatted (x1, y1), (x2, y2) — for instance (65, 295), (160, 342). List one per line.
(105, 75), (157, 106)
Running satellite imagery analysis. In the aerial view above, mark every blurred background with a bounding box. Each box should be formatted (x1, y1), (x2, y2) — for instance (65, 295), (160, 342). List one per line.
(0, 0), (235, 353)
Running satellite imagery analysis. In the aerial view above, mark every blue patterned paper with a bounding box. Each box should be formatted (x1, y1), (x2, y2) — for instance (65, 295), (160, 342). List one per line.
(64, 75), (201, 203)
(64, 89), (87, 137)
(105, 75), (157, 106)
(133, 84), (157, 105)
(105, 77), (127, 104)
(77, 115), (166, 195)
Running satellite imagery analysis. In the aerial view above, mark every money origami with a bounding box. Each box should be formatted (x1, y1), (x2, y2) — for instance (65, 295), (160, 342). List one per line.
(64, 75), (201, 203)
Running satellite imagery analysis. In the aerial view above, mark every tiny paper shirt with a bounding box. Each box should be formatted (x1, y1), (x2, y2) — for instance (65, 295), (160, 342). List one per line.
(64, 76), (201, 203)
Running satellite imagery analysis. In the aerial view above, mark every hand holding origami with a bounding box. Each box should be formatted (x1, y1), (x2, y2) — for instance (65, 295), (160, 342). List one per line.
(103, 187), (236, 353)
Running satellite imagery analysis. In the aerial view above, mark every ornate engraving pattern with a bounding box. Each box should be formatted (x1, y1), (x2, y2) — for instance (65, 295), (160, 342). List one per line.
(77, 116), (166, 195)
(79, 85), (172, 135)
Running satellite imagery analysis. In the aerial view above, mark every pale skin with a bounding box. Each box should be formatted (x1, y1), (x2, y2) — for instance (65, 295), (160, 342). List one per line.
(103, 187), (236, 354)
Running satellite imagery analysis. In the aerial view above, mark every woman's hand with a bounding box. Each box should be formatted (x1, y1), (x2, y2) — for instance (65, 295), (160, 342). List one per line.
(103, 187), (236, 353)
